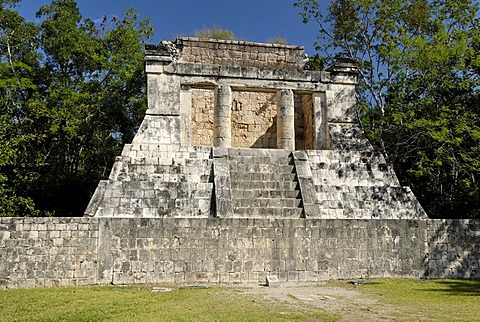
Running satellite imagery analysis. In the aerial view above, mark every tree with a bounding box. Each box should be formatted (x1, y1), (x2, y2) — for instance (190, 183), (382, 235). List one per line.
(295, 0), (480, 218)
(0, 0), (42, 216)
(0, 0), (153, 216)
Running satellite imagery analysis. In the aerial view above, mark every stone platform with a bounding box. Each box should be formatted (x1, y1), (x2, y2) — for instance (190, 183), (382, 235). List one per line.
(86, 145), (426, 219)
(85, 37), (426, 220)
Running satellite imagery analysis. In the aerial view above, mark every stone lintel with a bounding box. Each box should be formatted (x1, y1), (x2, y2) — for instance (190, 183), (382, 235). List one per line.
(179, 75), (328, 93)
(144, 55), (173, 63)
(164, 62), (332, 83)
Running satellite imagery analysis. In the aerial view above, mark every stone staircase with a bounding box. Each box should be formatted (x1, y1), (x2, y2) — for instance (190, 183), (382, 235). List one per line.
(85, 144), (214, 218)
(227, 149), (304, 218)
(87, 144), (426, 220)
(305, 150), (427, 219)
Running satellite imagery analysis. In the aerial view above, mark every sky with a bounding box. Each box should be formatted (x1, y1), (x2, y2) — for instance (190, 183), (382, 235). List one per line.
(14, 0), (323, 56)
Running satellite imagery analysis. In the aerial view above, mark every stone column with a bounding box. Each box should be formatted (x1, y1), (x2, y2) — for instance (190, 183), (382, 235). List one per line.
(214, 85), (232, 147)
(179, 85), (192, 146)
(277, 89), (295, 150)
(313, 92), (331, 150)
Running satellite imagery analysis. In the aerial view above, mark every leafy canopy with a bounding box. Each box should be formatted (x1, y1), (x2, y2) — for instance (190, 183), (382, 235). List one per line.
(0, 0), (153, 216)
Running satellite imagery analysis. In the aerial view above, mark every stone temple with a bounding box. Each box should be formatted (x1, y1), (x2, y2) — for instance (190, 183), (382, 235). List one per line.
(4, 39), (479, 290)
(85, 37), (426, 220)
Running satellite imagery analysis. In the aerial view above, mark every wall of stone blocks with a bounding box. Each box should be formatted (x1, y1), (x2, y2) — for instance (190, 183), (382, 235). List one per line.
(0, 218), (99, 289)
(3, 217), (479, 289)
(231, 91), (277, 149)
(294, 94), (306, 150)
(176, 38), (305, 70)
(191, 88), (215, 147)
(296, 94), (315, 150)
(189, 90), (316, 150)
(426, 219), (480, 278)
(302, 95), (315, 150)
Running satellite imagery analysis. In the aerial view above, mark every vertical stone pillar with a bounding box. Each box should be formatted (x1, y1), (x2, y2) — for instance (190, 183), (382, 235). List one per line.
(313, 92), (331, 150)
(179, 85), (192, 146)
(277, 89), (295, 150)
(214, 85), (232, 147)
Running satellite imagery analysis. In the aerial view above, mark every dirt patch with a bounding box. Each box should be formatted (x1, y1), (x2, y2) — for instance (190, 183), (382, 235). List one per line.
(230, 284), (409, 321)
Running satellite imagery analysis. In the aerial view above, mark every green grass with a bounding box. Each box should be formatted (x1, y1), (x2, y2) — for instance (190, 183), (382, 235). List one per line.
(349, 279), (480, 321)
(0, 285), (335, 322)
(1, 279), (479, 321)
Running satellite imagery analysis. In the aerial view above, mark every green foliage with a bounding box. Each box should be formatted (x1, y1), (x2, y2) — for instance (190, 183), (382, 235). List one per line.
(194, 25), (236, 40)
(296, 0), (480, 218)
(267, 36), (288, 45)
(0, 0), (153, 216)
(303, 53), (327, 70)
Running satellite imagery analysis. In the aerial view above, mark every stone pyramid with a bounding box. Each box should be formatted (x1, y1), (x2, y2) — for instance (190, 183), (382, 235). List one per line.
(85, 37), (427, 220)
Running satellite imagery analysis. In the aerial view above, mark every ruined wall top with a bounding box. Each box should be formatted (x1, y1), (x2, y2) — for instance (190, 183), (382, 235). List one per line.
(145, 37), (306, 70)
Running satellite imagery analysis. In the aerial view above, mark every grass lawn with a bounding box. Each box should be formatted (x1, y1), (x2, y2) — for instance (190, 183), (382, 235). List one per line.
(0, 279), (479, 321)
(0, 284), (334, 322)
(356, 279), (480, 321)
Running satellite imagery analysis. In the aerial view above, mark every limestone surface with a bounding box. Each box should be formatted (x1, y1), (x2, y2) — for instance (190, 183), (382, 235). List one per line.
(85, 37), (426, 220)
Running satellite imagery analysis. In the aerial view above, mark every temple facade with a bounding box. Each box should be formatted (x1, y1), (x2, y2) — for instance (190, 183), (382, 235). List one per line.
(85, 37), (426, 220)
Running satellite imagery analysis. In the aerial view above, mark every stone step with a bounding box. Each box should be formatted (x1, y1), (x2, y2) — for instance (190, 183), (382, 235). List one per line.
(230, 172), (298, 182)
(314, 186), (414, 208)
(315, 206), (420, 219)
(314, 184), (409, 194)
(233, 207), (304, 218)
(231, 164), (294, 173)
(306, 150), (385, 162)
(232, 189), (301, 199)
(233, 198), (302, 208)
(231, 181), (299, 190)
(227, 148), (292, 158)
(229, 156), (295, 165)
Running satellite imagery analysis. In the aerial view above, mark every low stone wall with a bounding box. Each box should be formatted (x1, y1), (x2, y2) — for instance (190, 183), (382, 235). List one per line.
(0, 218), (478, 289)
(0, 218), (98, 288)
(176, 37), (305, 69)
(426, 219), (480, 278)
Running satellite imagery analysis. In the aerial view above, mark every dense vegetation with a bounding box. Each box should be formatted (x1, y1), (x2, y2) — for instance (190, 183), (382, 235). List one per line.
(296, 0), (480, 218)
(0, 0), (152, 216)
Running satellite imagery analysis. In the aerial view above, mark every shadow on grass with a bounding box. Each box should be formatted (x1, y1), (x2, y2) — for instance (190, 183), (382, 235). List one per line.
(421, 279), (480, 296)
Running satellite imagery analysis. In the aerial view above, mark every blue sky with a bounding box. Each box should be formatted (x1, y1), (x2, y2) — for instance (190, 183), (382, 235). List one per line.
(14, 0), (324, 56)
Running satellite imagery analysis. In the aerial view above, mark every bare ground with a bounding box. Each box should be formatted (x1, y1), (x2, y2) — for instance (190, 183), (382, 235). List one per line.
(230, 284), (423, 321)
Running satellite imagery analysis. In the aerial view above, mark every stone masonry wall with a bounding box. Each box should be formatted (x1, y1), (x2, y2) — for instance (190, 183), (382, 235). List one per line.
(1, 217), (479, 289)
(293, 94), (314, 150)
(294, 94), (306, 150)
(191, 88), (215, 147)
(190, 91), (313, 150)
(176, 37), (305, 70)
(231, 91), (277, 148)
(426, 219), (480, 278)
(0, 218), (98, 288)
(302, 94), (315, 150)
(189, 90), (279, 149)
